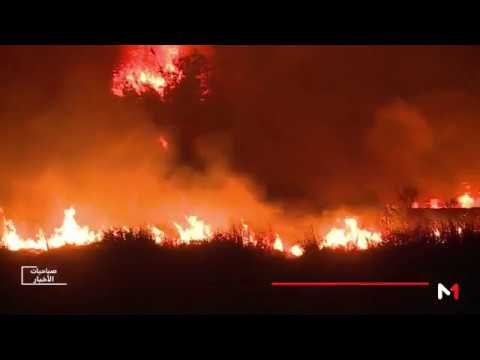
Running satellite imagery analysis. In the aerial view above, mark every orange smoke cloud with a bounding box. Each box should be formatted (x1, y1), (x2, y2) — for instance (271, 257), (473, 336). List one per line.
(366, 98), (434, 197)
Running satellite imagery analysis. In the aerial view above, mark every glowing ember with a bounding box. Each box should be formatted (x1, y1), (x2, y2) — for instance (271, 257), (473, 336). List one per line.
(458, 193), (474, 208)
(158, 136), (169, 151)
(273, 234), (284, 252)
(290, 244), (304, 257)
(323, 218), (382, 250)
(457, 227), (463, 235)
(433, 229), (441, 238)
(112, 45), (183, 99)
(173, 216), (212, 244)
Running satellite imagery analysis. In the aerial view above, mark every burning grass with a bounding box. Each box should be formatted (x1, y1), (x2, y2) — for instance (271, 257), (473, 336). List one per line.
(4, 217), (480, 258)
(1, 224), (478, 314)
(2, 209), (479, 314)
(3, 204), (480, 255)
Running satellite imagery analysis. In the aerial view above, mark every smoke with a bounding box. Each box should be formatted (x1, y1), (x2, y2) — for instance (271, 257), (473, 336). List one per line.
(209, 46), (480, 208)
(366, 92), (480, 202)
(365, 98), (434, 200)
(2, 46), (480, 243)
(0, 46), (305, 243)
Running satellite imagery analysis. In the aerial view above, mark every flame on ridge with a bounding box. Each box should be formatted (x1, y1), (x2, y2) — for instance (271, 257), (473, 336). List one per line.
(2, 208), (386, 256)
(323, 218), (382, 250)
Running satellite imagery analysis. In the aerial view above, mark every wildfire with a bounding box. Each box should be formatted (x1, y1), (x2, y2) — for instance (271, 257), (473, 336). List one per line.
(290, 244), (304, 257)
(240, 222), (256, 246)
(112, 45), (183, 99)
(1, 208), (214, 251)
(2, 219), (48, 251)
(430, 198), (441, 209)
(411, 188), (479, 209)
(458, 193), (474, 208)
(48, 208), (101, 248)
(273, 234), (283, 252)
(273, 234), (284, 252)
(323, 218), (382, 250)
(149, 225), (166, 245)
(173, 216), (212, 244)
(2, 207), (102, 251)
(1, 208), (387, 256)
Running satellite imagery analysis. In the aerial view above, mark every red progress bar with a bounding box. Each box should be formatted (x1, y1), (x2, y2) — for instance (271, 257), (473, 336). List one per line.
(271, 282), (430, 287)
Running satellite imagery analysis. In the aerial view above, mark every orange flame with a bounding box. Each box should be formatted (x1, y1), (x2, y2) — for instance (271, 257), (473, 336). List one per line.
(458, 193), (474, 208)
(2, 219), (48, 251)
(323, 218), (382, 250)
(112, 45), (183, 99)
(149, 225), (166, 245)
(290, 244), (304, 257)
(1, 207), (102, 251)
(430, 199), (441, 209)
(241, 221), (256, 246)
(173, 216), (212, 244)
(2, 209), (381, 256)
(273, 234), (284, 252)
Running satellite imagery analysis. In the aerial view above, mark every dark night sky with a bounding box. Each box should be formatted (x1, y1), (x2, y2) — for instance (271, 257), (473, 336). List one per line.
(1, 46), (480, 228)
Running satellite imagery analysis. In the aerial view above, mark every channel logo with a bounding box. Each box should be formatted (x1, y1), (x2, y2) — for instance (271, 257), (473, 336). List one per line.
(437, 283), (460, 301)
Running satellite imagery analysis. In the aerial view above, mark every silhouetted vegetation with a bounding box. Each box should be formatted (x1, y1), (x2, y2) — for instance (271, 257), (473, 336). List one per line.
(1, 220), (478, 314)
